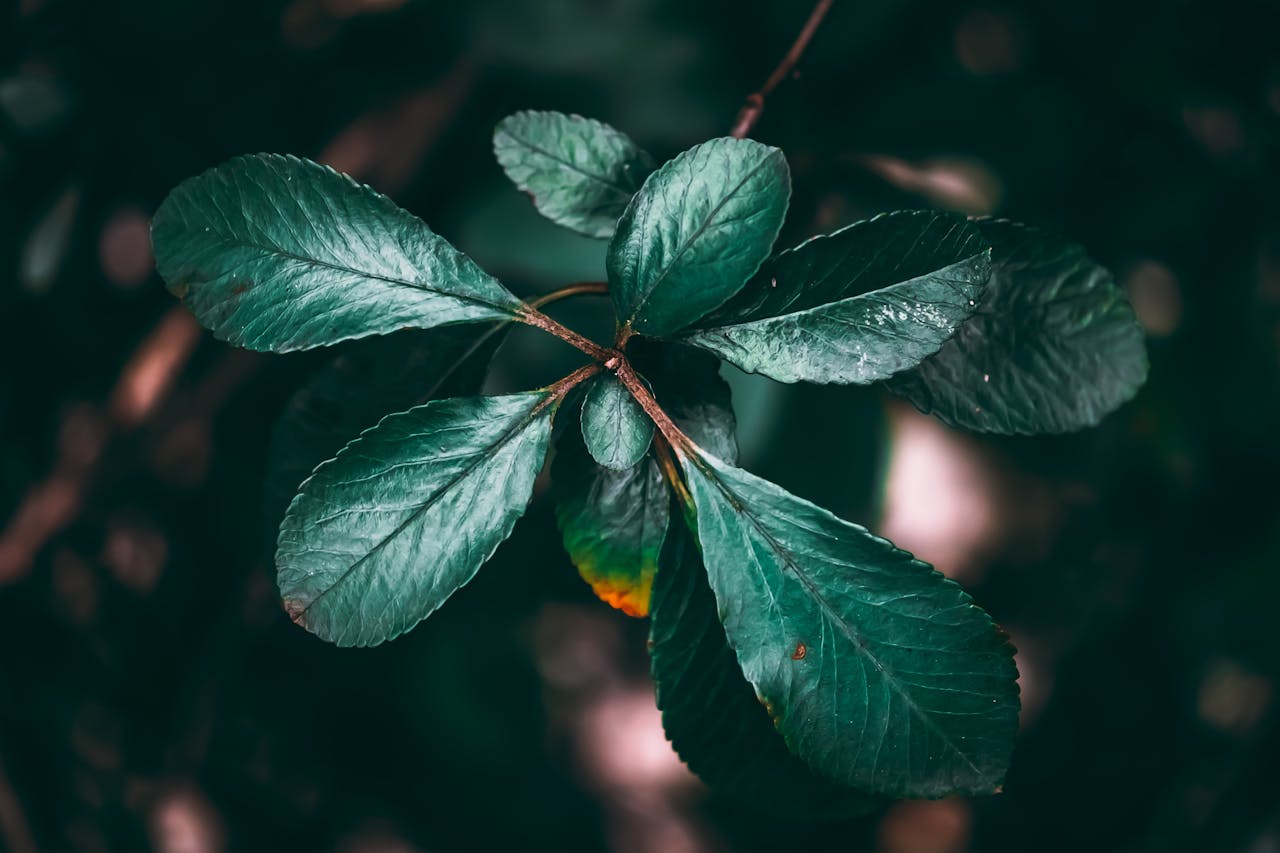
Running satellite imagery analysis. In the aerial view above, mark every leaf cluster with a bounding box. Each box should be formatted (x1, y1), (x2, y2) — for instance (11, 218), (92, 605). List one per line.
(151, 111), (1148, 811)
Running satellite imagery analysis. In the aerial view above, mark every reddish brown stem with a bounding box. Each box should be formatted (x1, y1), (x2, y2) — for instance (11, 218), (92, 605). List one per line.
(518, 305), (614, 361)
(542, 363), (604, 406)
(729, 0), (834, 139)
(613, 358), (690, 453)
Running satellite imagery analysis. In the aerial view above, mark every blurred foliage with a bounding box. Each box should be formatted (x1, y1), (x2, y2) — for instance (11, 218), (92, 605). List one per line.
(2, 0), (1280, 851)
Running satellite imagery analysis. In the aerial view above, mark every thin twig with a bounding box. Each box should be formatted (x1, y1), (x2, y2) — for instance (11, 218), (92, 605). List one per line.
(729, 0), (834, 139)
(517, 304), (614, 361)
(528, 281), (608, 309)
(542, 363), (604, 405)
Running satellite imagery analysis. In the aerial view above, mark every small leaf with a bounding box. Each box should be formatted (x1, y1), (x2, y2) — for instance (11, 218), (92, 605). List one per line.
(650, 524), (880, 818)
(608, 138), (790, 336)
(553, 344), (735, 616)
(580, 372), (655, 471)
(264, 324), (506, 528)
(677, 446), (1020, 798)
(680, 211), (991, 384)
(277, 392), (556, 647)
(886, 219), (1149, 434)
(152, 154), (523, 352)
(493, 111), (655, 239)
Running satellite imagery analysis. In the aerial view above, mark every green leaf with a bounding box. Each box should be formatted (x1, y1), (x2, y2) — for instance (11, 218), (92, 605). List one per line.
(493, 111), (655, 239)
(553, 344), (735, 617)
(580, 372), (655, 471)
(152, 154), (523, 352)
(607, 138), (790, 336)
(650, 524), (881, 818)
(886, 219), (1149, 434)
(264, 324), (506, 528)
(679, 211), (991, 384)
(677, 447), (1020, 798)
(277, 391), (556, 647)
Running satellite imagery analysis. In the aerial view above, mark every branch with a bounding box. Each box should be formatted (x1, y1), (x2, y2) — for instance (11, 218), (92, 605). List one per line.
(730, 0), (834, 139)
(517, 304), (614, 361)
(528, 281), (608, 309)
(613, 358), (689, 452)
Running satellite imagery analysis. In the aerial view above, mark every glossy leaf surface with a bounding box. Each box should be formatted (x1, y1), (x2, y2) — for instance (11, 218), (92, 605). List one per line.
(277, 392), (554, 646)
(580, 372), (654, 471)
(607, 138), (790, 335)
(493, 111), (655, 238)
(681, 211), (990, 384)
(678, 448), (1020, 797)
(886, 219), (1148, 433)
(650, 525), (880, 818)
(153, 154), (522, 352)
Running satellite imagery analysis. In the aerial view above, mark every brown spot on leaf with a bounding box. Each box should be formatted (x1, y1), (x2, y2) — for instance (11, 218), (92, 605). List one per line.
(792, 642), (807, 660)
(228, 280), (252, 297)
(283, 599), (308, 627)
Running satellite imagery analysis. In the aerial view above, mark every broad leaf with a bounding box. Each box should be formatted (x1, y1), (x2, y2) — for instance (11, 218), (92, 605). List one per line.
(650, 525), (880, 818)
(553, 344), (735, 616)
(677, 447), (1019, 798)
(153, 154), (523, 352)
(493, 111), (655, 238)
(886, 219), (1148, 434)
(264, 324), (506, 527)
(277, 392), (556, 647)
(580, 372), (654, 471)
(607, 138), (790, 336)
(680, 211), (991, 384)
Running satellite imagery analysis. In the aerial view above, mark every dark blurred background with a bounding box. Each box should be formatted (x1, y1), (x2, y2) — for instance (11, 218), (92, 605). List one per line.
(2, 0), (1280, 850)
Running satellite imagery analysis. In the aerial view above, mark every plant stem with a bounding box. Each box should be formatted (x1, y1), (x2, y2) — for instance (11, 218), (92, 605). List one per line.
(729, 0), (834, 139)
(517, 304), (614, 361)
(614, 358), (690, 452)
(651, 432), (694, 508)
(544, 362), (604, 403)
(528, 281), (608, 309)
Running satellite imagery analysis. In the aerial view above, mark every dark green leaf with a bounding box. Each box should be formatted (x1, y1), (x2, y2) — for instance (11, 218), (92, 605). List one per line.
(264, 324), (506, 528)
(553, 344), (735, 616)
(678, 447), (1020, 798)
(277, 391), (556, 647)
(607, 138), (790, 336)
(493, 111), (655, 238)
(580, 372), (654, 470)
(680, 211), (991, 384)
(886, 219), (1148, 434)
(650, 524), (881, 818)
(152, 154), (523, 352)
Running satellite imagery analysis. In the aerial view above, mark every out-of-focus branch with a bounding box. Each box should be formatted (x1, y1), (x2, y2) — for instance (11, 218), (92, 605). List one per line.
(0, 753), (38, 853)
(730, 0), (834, 139)
(0, 307), (202, 582)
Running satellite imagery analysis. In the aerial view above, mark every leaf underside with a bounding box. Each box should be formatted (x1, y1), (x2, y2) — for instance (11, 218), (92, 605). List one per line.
(650, 525), (881, 818)
(886, 218), (1149, 434)
(277, 392), (554, 647)
(678, 447), (1020, 798)
(494, 110), (655, 239)
(607, 137), (791, 336)
(681, 211), (992, 384)
(152, 153), (522, 352)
